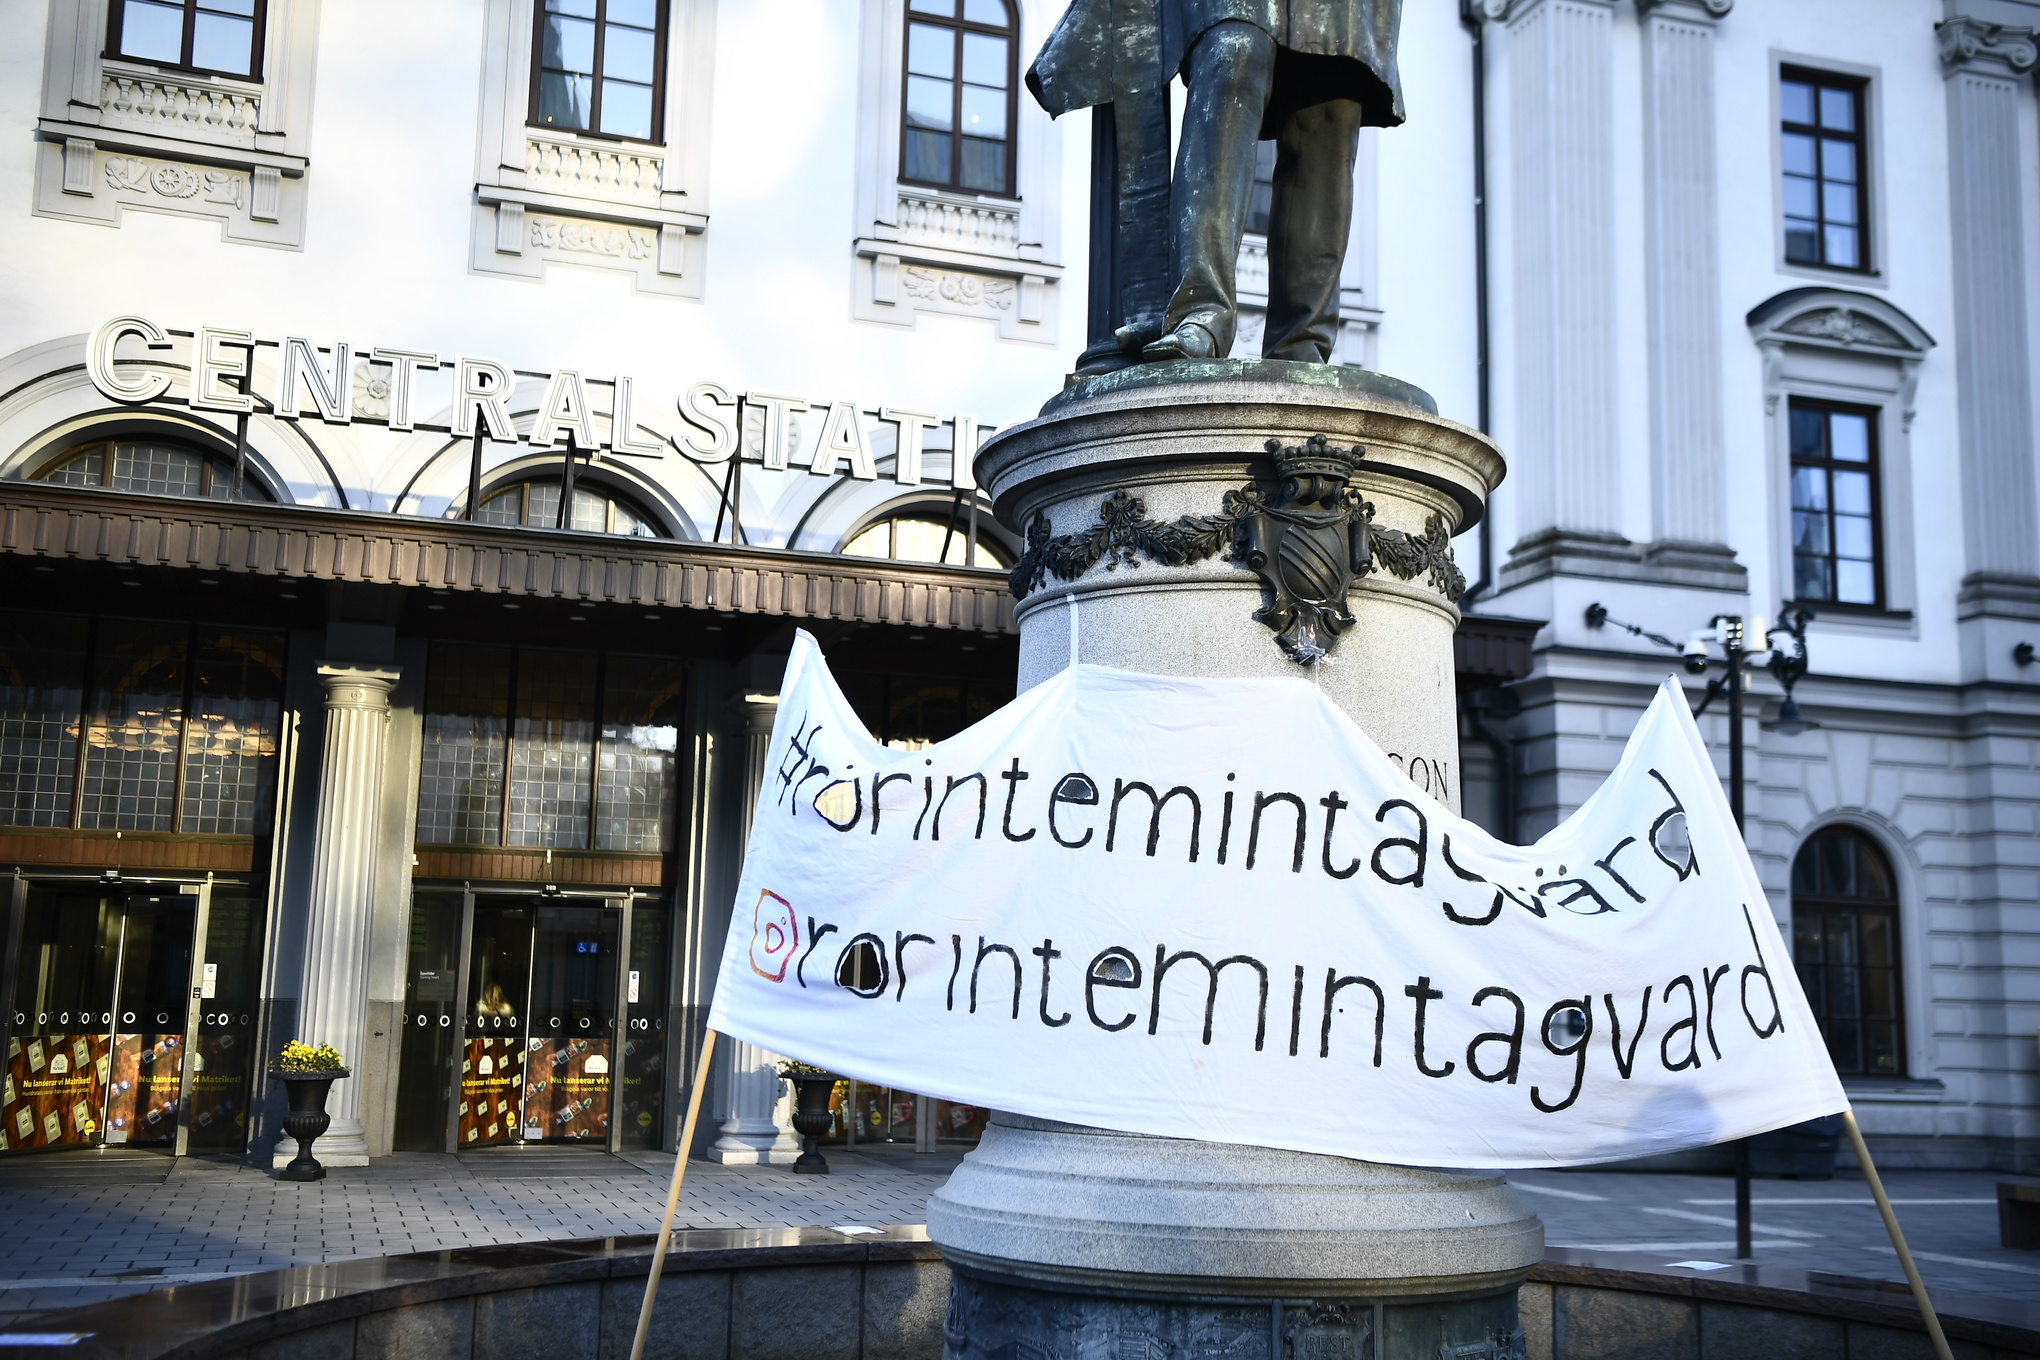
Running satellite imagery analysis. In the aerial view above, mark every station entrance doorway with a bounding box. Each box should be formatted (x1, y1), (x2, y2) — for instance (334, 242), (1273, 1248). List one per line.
(394, 888), (667, 1155)
(1, 876), (260, 1156)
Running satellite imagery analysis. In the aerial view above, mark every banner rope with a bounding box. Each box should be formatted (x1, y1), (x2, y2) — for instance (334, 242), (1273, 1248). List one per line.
(630, 1028), (721, 1360)
(1844, 1108), (1953, 1360)
(1066, 592), (1079, 669)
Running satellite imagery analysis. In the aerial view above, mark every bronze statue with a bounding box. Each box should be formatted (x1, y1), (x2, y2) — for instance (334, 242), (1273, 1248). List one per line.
(1029, 0), (1405, 369)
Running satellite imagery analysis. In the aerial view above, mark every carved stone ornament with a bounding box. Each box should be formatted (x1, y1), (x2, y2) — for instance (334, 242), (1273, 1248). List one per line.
(1006, 434), (1464, 665)
(1937, 16), (2039, 75)
(1780, 306), (1904, 349)
(1437, 1328), (1529, 1360)
(1284, 1302), (1372, 1360)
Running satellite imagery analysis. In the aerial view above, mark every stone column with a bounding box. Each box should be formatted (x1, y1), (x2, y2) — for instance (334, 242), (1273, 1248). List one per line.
(934, 360), (1540, 1360)
(1637, 0), (1743, 589)
(709, 695), (801, 1165)
(1940, 15), (2040, 682)
(277, 663), (399, 1169)
(1487, 0), (1627, 586)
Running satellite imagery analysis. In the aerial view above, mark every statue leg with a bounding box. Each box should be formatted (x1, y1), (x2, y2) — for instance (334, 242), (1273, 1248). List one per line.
(1262, 97), (1365, 363)
(1142, 21), (1275, 361)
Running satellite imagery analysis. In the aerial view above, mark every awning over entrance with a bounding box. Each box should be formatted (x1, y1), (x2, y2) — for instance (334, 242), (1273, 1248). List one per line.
(0, 483), (1019, 636)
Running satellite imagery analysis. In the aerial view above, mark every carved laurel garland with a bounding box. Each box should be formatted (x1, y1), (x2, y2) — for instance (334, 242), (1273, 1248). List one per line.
(1008, 486), (1465, 603)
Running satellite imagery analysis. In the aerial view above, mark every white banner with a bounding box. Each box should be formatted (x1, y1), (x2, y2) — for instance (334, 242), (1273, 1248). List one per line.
(707, 632), (1847, 1168)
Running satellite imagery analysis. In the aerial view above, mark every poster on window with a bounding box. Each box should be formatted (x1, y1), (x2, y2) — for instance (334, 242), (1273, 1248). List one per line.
(707, 633), (1848, 1170)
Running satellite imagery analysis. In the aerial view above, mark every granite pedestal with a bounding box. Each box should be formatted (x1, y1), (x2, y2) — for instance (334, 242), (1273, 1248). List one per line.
(928, 360), (1541, 1360)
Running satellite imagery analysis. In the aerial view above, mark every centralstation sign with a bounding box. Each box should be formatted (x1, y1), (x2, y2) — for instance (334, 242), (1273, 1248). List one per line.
(86, 315), (989, 490)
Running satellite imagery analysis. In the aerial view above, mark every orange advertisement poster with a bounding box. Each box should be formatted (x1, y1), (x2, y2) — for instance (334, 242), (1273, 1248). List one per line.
(457, 1037), (524, 1146)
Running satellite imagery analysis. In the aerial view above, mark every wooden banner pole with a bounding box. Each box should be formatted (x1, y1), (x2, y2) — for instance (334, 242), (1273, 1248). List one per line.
(630, 1028), (721, 1360)
(1843, 1109), (1953, 1360)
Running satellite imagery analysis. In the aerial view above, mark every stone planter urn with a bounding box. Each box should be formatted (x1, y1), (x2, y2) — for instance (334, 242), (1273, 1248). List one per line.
(788, 1076), (838, 1176)
(272, 1068), (349, 1182)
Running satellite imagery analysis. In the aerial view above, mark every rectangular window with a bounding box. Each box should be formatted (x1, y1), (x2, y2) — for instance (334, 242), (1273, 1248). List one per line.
(1781, 68), (1869, 271)
(180, 629), (285, 834)
(417, 644), (511, 846)
(1790, 400), (1883, 609)
(417, 645), (685, 854)
(900, 0), (1017, 198)
(0, 618), (88, 828)
(0, 615), (281, 835)
(530, 0), (668, 144)
(507, 649), (597, 848)
(108, 0), (266, 79)
(596, 655), (684, 852)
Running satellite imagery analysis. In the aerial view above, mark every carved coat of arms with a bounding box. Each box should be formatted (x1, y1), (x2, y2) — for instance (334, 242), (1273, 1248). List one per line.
(1234, 435), (1373, 663)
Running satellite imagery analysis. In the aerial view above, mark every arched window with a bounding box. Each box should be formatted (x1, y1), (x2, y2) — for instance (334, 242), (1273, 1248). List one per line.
(34, 438), (271, 502)
(840, 508), (1010, 568)
(900, 0), (1017, 197)
(1791, 826), (1904, 1076)
(471, 477), (666, 538)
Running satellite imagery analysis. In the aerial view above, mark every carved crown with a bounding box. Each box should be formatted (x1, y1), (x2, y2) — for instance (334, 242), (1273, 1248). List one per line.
(1265, 433), (1363, 481)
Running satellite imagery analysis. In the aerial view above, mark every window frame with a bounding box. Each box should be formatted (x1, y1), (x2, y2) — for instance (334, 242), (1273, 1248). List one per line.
(896, 0), (1019, 201)
(1787, 397), (1886, 613)
(839, 504), (1015, 569)
(1791, 826), (1907, 1079)
(0, 613), (284, 837)
(105, 0), (270, 82)
(415, 641), (684, 853)
(33, 438), (272, 504)
(1779, 64), (1872, 275)
(472, 475), (668, 538)
(525, 0), (671, 147)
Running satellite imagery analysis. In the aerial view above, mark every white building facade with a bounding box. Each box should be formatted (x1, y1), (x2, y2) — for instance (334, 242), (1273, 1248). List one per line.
(0, 0), (2032, 1168)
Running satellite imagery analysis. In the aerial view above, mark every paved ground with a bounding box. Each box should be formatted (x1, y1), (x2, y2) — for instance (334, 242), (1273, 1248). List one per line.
(0, 1151), (2036, 1324)
(1518, 1167), (2040, 1303)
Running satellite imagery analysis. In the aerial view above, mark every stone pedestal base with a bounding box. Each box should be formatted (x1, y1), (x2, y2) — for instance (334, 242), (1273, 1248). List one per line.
(937, 361), (1533, 1358)
(930, 1115), (1542, 1360)
(947, 1268), (1525, 1360)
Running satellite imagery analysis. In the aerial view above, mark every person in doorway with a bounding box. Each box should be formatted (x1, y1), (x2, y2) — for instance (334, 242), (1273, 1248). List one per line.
(476, 982), (515, 1019)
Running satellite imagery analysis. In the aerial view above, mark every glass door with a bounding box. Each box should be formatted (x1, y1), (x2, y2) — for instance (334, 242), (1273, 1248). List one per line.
(2, 884), (203, 1153)
(453, 894), (629, 1151)
(393, 890), (465, 1152)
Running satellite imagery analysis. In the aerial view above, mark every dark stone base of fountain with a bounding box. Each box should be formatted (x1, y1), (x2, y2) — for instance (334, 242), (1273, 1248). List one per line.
(942, 1266), (1525, 1360)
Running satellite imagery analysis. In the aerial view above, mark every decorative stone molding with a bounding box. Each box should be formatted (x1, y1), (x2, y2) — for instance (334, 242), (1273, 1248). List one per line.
(279, 662), (401, 1170)
(523, 134), (667, 207)
(896, 191), (1020, 253)
(1641, 0), (1730, 568)
(1632, 0), (1731, 17)
(1747, 288), (1934, 419)
(34, 4), (320, 247)
(1478, 0), (1615, 22)
(1937, 31), (2040, 588)
(100, 70), (261, 148)
(851, 0), (1063, 342)
(1746, 286), (1934, 619)
(1937, 16), (2038, 76)
(1496, 0), (1624, 578)
(469, 0), (716, 298)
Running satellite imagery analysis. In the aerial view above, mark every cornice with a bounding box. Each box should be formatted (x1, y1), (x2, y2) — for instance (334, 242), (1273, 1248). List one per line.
(1937, 15), (2038, 76)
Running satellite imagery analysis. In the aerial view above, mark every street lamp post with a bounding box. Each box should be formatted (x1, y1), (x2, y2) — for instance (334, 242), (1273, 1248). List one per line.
(1586, 602), (1817, 1259)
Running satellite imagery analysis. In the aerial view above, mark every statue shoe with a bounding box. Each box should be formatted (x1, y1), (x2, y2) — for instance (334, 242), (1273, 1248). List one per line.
(1140, 321), (1220, 361)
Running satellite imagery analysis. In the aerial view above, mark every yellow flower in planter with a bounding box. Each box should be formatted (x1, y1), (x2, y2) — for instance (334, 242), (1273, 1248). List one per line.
(277, 1041), (346, 1073)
